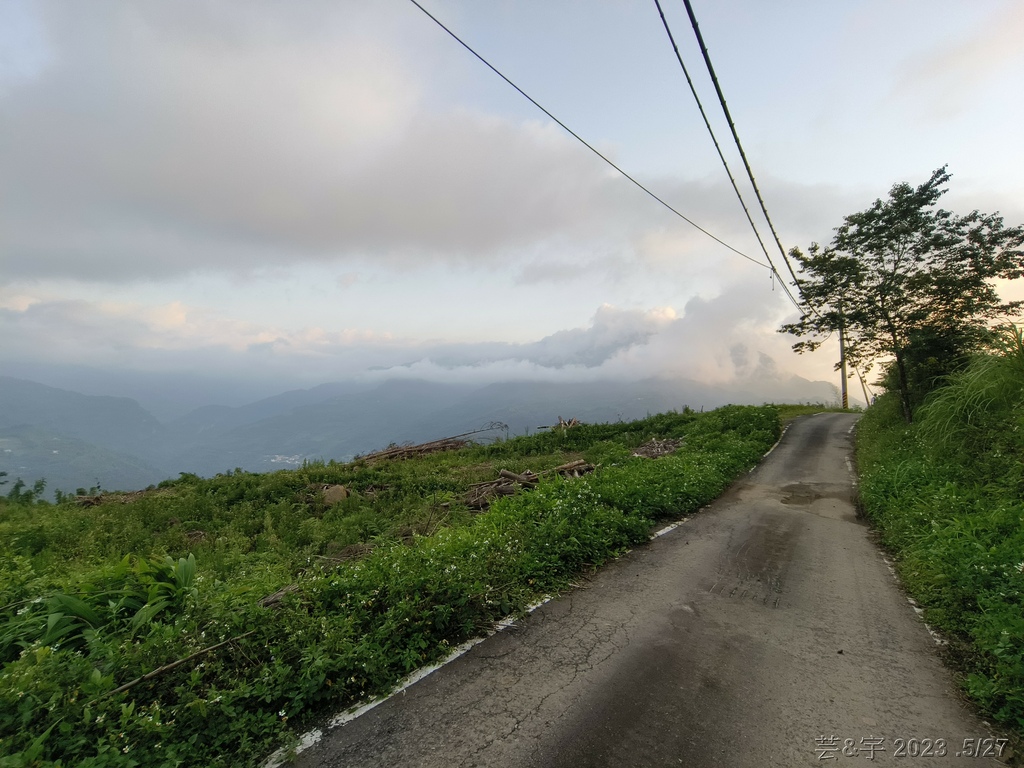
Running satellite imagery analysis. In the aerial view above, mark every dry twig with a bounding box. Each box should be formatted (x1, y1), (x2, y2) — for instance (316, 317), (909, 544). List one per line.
(464, 460), (595, 510)
(88, 630), (257, 704)
(359, 423), (507, 464)
(631, 438), (685, 459)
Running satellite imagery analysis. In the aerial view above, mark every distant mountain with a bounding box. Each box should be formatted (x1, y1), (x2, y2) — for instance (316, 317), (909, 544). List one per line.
(0, 425), (168, 496)
(165, 380), (375, 443)
(416, 378), (724, 437)
(1, 374), (839, 496)
(0, 377), (168, 464)
(165, 379), (478, 474)
(1, 363), (290, 420)
(165, 375), (838, 475)
(375, 375), (837, 445)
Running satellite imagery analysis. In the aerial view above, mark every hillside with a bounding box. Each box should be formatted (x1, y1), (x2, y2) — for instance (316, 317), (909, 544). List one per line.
(0, 405), (781, 767)
(856, 336), (1024, 742)
(0, 376), (167, 463)
(0, 425), (166, 496)
(1, 374), (839, 495)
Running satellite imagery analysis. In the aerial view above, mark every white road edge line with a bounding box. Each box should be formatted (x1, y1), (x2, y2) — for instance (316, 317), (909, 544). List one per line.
(749, 422), (791, 473)
(261, 596), (555, 767)
(879, 554), (947, 647)
(651, 516), (691, 539)
(845, 456), (859, 489)
(263, 420), (800, 766)
(265, 501), (707, 766)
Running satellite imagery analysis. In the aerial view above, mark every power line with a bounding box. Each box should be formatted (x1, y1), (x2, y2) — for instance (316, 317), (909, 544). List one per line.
(676, 1), (844, 379)
(679, 0), (804, 288)
(652, 0), (802, 313)
(405, 0), (770, 270)
(652, 3), (773, 268)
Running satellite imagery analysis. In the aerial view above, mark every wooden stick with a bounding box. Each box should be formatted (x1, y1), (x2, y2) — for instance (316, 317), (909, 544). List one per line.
(539, 460), (590, 475)
(90, 630), (257, 703)
(498, 469), (537, 484)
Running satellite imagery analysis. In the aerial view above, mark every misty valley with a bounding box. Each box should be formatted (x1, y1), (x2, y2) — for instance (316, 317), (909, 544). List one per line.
(0, 374), (837, 497)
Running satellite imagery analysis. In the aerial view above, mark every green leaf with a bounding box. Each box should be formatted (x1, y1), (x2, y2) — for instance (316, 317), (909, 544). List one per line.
(131, 599), (171, 631)
(23, 721), (55, 761)
(47, 593), (103, 628)
(173, 553), (197, 592)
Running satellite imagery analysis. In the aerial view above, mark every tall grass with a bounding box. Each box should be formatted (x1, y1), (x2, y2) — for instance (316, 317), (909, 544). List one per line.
(858, 328), (1024, 734)
(916, 325), (1024, 490)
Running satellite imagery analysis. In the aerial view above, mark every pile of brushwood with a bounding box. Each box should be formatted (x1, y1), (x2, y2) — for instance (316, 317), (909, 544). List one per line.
(463, 460), (594, 510)
(857, 328), (1024, 739)
(0, 405), (780, 767)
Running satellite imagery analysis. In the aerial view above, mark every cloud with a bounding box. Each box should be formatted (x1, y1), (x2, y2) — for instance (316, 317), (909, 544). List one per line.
(0, 1), (652, 283)
(514, 274), (831, 389)
(0, 1), (870, 288)
(889, 3), (1024, 120)
(0, 296), (394, 372)
(0, 297), (674, 375)
(0, 273), (835, 390)
(418, 304), (677, 369)
(354, 276), (834, 388)
(0, 0), (53, 93)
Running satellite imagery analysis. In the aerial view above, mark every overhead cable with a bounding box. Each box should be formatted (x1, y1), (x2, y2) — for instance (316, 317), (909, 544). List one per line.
(679, 0), (804, 287)
(652, 0), (801, 313)
(405, 0), (770, 270)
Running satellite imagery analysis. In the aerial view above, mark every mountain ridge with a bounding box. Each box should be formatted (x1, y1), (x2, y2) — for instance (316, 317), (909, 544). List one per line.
(1, 374), (839, 496)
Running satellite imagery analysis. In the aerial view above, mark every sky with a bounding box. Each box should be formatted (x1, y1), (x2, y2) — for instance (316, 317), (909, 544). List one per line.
(2, 0), (1023, 412)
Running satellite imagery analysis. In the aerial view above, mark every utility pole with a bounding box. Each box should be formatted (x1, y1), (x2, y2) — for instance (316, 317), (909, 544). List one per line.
(856, 367), (871, 406)
(838, 303), (849, 409)
(839, 326), (849, 409)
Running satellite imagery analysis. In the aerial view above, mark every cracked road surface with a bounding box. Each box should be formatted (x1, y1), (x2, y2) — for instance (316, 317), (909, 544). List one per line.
(290, 413), (1006, 767)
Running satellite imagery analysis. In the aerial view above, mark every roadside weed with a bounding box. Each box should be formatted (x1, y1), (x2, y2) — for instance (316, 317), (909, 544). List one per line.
(858, 336), (1024, 734)
(0, 406), (779, 766)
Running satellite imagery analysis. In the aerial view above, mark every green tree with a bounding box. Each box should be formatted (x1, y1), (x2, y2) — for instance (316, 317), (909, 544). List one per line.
(5, 477), (46, 504)
(780, 167), (1024, 422)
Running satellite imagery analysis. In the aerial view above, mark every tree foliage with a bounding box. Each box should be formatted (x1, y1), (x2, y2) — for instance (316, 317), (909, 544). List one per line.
(780, 167), (1024, 421)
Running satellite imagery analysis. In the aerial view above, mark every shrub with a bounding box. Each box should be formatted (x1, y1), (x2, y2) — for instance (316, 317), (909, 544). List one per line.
(858, 336), (1024, 733)
(0, 406), (779, 766)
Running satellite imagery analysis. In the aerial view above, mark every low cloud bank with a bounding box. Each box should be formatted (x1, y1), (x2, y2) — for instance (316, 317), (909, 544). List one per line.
(1, 274), (842, 416)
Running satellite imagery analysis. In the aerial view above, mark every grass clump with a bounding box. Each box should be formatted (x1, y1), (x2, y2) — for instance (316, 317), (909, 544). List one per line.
(857, 329), (1024, 735)
(0, 405), (779, 767)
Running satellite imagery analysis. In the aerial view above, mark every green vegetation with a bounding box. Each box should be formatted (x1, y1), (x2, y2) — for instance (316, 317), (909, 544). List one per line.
(0, 425), (164, 504)
(778, 164), (1023, 741)
(857, 328), (1024, 734)
(0, 405), (779, 767)
(782, 166), (1024, 422)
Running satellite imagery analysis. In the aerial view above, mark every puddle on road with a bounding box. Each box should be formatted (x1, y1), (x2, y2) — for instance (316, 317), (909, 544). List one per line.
(780, 483), (822, 506)
(779, 482), (861, 524)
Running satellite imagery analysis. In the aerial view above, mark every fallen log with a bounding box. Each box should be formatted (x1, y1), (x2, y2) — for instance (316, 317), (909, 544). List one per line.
(87, 630), (257, 705)
(358, 423), (508, 464)
(258, 584), (300, 609)
(464, 460), (596, 510)
(74, 488), (170, 507)
(360, 437), (471, 464)
(545, 459), (590, 476)
(498, 469), (539, 485)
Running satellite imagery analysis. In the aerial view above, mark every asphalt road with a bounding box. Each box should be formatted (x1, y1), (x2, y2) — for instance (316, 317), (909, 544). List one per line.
(288, 413), (1007, 767)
